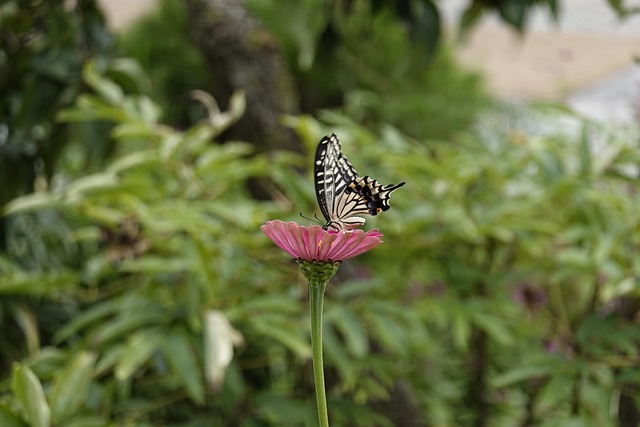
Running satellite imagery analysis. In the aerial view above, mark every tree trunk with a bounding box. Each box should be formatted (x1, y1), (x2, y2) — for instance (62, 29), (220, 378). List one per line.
(184, 0), (300, 154)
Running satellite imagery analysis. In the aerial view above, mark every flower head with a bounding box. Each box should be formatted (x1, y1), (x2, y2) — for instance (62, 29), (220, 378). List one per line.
(261, 220), (383, 263)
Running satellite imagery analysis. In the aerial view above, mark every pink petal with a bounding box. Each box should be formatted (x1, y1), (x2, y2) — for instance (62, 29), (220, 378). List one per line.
(261, 220), (383, 262)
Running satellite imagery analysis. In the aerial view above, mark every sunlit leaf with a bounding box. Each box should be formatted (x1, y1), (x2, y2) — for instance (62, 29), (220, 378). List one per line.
(11, 364), (50, 427)
(83, 60), (124, 105)
(115, 329), (165, 381)
(2, 193), (60, 216)
(49, 351), (97, 423)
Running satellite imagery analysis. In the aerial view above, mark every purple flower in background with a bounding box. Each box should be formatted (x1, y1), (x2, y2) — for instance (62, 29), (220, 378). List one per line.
(512, 282), (548, 313)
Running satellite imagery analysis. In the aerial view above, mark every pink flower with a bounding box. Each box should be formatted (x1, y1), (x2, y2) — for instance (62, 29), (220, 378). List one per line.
(261, 220), (383, 262)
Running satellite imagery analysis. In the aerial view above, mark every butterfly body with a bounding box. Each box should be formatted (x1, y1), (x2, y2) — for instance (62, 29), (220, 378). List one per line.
(314, 134), (405, 231)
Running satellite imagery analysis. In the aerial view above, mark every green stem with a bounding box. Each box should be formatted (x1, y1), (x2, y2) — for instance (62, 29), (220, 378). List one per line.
(309, 279), (329, 427)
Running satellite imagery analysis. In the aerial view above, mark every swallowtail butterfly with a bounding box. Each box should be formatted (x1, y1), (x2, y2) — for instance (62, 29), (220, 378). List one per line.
(315, 133), (405, 231)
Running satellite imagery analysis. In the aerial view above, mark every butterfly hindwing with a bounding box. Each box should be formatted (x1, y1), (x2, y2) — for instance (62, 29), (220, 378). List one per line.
(314, 133), (405, 230)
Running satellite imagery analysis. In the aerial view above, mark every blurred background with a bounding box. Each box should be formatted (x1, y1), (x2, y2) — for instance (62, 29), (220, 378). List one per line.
(2, 0), (640, 426)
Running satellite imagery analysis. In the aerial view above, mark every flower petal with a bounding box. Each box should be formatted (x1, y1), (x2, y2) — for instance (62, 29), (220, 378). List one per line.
(262, 220), (383, 262)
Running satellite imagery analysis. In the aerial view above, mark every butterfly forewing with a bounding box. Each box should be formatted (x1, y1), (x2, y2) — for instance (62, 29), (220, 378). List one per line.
(314, 133), (405, 230)
(314, 136), (334, 223)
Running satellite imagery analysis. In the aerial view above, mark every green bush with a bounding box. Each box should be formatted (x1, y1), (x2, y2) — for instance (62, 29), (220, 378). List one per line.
(3, 58), (640, 426)
(119, 0), (489, 140)
(3, 2), (640, 426)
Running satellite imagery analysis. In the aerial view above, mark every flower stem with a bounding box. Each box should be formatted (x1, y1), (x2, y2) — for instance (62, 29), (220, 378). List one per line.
(309, 278), (329, 427)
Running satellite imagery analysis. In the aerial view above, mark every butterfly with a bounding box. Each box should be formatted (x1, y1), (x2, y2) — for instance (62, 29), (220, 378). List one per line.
(314, 133), (405, 231)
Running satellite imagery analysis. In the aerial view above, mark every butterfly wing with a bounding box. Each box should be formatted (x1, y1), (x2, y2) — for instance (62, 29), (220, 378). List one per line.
(315, 133), (405, 230)
(314, 135), (336, 224)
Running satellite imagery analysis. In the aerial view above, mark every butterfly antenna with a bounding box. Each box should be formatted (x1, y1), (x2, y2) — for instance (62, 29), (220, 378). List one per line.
(300, 212), (324, 226)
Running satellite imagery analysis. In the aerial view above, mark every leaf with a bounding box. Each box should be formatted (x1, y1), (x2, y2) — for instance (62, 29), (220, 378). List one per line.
(11, 364), (50, 427)
(409, 0), (440, 58)
(492, 356), (561, 387)
(367, 312), (408, 356)
(0, 404), (28, 427)
(498, 0), (529, 30)
(49, 351), (97, 423)
(322, 324), (357, 387)
(606, 0), (624, 17)
(164, 331), (205, 404)
(106, 150), (161, 174)
(459, 3), (484, 34)
(251, 316), (310, 359)
(91, 308), (166, 345)
(94, 345), (125, 376)
(108, 57), (152, 93)
(578, 124), (592, 175)
(119, 257), (197, 274)
(326, 305), (369, 358)
(0, 271), (79, 296)
(115, 329), (165, 381)
(2, 193), (60, 216)
(451, 306), (471, 350)
(64, 173), (119, 201)
(54, 299), (121, 344)
(470, 310), (513, 346)
(83, 60), (124, 105)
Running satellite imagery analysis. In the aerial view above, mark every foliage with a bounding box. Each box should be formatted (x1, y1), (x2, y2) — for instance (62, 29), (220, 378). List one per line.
(0, 0), (152, 250)
(3, 53), (640, 426)
(119, 0), (489, 141)
(3, 1), (640, 426)
(117, 0), (214, 127)
(0, 0), (113, 208)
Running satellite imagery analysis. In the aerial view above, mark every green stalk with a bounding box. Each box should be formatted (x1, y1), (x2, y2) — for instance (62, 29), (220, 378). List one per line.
(309, 279), (329, 427)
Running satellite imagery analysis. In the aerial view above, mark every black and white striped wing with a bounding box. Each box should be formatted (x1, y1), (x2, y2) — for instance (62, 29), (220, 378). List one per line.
(315, 134), (357, 226)
(314, 133), (405, 230)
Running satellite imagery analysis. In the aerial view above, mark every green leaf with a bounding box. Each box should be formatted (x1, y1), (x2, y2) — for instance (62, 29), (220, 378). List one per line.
(11, 364), (50, 427)
(91, 308), (167, 345)
(64, 173), (119, 200)
(49, 351), (97, 423)
(578, 124), (592, 175)
(409, 0), (440, 58)
(0, 271), (79, 296)
(498, 0), (529, 30)
(252, 317), (310, 359)
(2, 193), (60, 216)
(164, 331), (205, 405)
(83, 60), (124, 105)
(367, 312), (408, 356)
(326, 305), (369, 358)
(54, 300), (121, 344)
(106, 150), (161, 174)
(94, 345), (125, 376)
(451, 306), (471, 350)
(492, 356), (561, 387)
(0, 404), (28, 427)
(109, 57), (153, 93)
(115, 329), (165, 381)
(322, 323), (356, 384)
(470, 310), (513, 346)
